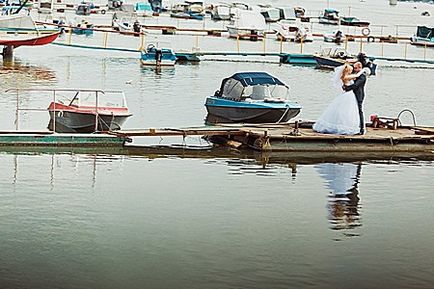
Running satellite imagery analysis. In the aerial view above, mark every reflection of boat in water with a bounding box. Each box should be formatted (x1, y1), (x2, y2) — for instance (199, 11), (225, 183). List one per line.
(316, 163), (362, 233)
(205, 72), (302, 124)
(47, 89), (132, 133)
(0, 58), (56, 83)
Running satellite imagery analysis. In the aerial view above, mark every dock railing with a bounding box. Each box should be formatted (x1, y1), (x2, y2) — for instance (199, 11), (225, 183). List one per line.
(5, 88), (127, 133)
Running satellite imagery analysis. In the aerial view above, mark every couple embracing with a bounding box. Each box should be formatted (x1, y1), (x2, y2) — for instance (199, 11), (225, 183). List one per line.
(313, 62), (368, 135)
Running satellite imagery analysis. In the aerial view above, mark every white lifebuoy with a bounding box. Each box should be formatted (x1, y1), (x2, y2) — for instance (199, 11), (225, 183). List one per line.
(362, 27), (371, 36)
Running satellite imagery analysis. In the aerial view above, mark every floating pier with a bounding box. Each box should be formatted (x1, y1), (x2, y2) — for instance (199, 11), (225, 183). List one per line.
(0, 131), (129, 147)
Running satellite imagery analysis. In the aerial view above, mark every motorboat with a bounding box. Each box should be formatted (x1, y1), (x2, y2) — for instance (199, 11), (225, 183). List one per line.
(274, 21), (313, 43)
(205, 72), (302, 124)
(323, 29), (346, 43)
(47, 89), (132, 133)
(319, 8), (340, 25)
(277, 6), (297, 22)
(258, 5), (280, 23)
(314, 48), (377, 75)
(170, 2), (204, 20)
(410, 26), (434, 47)
(0, 12), (60, 47)
(141, 43), (177, 66)
(70, 19), (94, 35)
(135, 2), (153, 17)
(340, 16), (370, 27)
(210, 3), (231, 21)
(112, 11), (136, 32)
(226, 9), (266, 40)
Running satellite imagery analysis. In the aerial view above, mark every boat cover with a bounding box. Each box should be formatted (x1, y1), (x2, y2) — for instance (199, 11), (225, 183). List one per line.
(218, 72), (285, 100)
(416, 26), (434, 39)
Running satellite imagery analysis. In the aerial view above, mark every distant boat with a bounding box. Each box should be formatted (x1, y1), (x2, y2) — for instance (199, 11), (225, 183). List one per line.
(135, 2), (153, 17)
(410, 26), (434, 47)
(70, 19), (94, 35)
(340, 16), (370, 27)
(47, 89), (132, 133)
(141, 43), (177, 66)
(205, 72), (302, 124)
(210, 3), (231, 21)
(274, 21), (313, 43)
(226, 9), (266, 40)
(323, 29), (346, 43)
(319, 8), (340, 25)
(314, 48), (377, 75)
(258, 5), (281, 23)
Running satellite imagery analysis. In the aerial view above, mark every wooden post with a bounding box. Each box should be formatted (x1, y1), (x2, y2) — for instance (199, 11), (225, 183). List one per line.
(195, 35), (199, 50)
(53, 90), (56, 133)
(236, 35), (240, 53)
(139, 33), (145, 50)
(381, 41), (384, 57)
(359, 37), (363, 53)
(404, 43), (408, 59)
(67, 27), (72, 45)
(103, 32), (108, 48)
(300, 37), (304, 54)
(345, 37), (348, 51)
(424, 44), (427, 60)
(395, 25), (398, 37)
(94, 91), (99, 132)
(348, 6), (351, 16)
(262, 34), (266, 54)
(279, 37), (283, 54)
(15, 90), (19, 130)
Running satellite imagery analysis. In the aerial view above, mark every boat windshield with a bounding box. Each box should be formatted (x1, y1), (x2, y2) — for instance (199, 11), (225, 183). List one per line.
(242, 84), (289, 101)
(55, 90), (127, 108)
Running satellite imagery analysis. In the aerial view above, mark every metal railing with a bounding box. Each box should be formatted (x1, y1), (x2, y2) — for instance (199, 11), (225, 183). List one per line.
(5, 88), (126, 133)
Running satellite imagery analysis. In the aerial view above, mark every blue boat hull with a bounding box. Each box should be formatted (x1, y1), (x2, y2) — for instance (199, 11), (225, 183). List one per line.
(205, 97), (301, 124)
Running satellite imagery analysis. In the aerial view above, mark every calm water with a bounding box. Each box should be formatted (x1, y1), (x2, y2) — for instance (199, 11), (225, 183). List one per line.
(1, 0), (434, 288)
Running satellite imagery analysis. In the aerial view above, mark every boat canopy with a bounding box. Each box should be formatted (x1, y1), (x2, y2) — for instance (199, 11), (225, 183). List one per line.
(325, 8), (339, 13)
(217, 72), (288, 100)
(231, 10), (266, 30)
(416, 26), (434, 39)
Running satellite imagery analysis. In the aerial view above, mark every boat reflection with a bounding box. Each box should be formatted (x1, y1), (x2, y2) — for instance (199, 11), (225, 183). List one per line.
(0, 58), (57, 85)
(316, 163), (362, 236)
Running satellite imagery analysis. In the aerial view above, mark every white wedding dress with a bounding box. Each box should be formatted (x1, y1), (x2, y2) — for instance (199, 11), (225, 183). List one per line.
(313, 66), (361, 135)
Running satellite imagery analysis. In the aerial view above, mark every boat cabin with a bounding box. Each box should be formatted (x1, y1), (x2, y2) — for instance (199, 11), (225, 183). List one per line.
(215, 72), (290, 101)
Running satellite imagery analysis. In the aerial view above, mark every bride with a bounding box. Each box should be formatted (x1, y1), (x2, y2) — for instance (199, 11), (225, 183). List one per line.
(313, 64), (363, 135)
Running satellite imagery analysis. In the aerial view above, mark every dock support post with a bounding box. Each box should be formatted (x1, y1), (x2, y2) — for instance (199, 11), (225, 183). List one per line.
(359, 37), (363, 53)
(381, 41), (384, 57)
(344, 37), (348, 51)
(262, 34), (266, 54)
(236, 35), (240, 53)
(139, 33), (145, 50)
(279, 37), (283, 54)
(404, 43), (408, 59)
(95, 91), (99, 132)
(300, 38), (304, 54)
(424, 44), (427, 60)
(103, 32), (108, 48)
(15, 89), (19, 130)
(2, 45), (13, 60)
(67, 28), (72, 45)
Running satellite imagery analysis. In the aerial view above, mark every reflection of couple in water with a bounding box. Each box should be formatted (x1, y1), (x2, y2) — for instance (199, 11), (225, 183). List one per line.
(316, 163), (362, 233)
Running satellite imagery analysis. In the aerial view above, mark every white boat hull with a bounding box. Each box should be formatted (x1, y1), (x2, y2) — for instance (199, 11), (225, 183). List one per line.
(227, 26), (265, 39)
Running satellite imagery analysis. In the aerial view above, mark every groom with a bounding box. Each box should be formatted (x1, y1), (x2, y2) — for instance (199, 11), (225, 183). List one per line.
(343, 62), (367, 135)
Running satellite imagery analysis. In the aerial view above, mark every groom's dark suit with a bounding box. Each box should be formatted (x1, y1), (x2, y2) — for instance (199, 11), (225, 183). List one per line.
(343, 73), (367, 134)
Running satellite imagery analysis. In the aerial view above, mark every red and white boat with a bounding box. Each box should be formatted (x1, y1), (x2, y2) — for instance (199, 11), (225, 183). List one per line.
(0, 13), (60, 48)
(46, 89), (133, 133)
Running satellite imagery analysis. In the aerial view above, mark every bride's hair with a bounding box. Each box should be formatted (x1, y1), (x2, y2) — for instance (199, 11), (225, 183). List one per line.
(340, 63), (353, 82)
